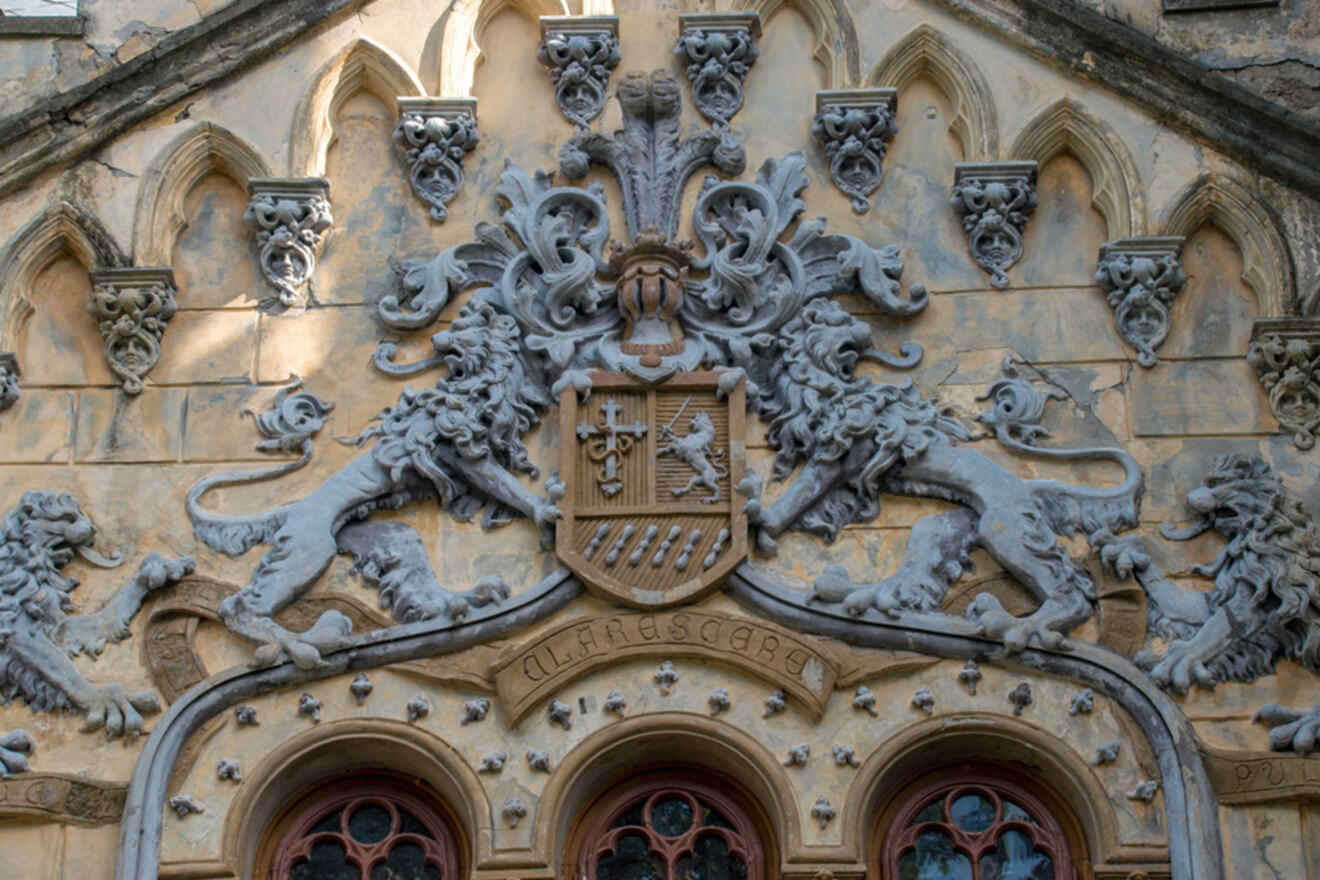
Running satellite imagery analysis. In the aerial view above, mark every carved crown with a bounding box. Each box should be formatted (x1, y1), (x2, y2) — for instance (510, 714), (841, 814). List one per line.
(608, 229), (694, 365)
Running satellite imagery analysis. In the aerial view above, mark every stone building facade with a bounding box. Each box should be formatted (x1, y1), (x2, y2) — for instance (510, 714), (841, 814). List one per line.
(0, 0), (1318, 878)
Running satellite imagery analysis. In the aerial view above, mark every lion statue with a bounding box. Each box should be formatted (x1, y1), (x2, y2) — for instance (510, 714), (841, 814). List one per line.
(1130, 454), (1320, 693)
(187, 301), (563, 669)
(742, 299), (1145, 651)
(0, 490), (193, 737)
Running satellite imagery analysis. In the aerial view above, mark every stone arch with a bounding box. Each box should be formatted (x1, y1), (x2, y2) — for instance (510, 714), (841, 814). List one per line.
(535, 712), (804, 872)
(845, 713), (1170, 877)
(736, 0), (859, 88)
(1159, 172), (1296, 317)
(220, 717), (491, 878)
(1010, 98), (1145, 238)
(0, 201), (126, 350)
(290, 36), (426, 177)
(430, 0), (565, 98)
(132, 122), (271, 267)
(867, 24), (998, 161)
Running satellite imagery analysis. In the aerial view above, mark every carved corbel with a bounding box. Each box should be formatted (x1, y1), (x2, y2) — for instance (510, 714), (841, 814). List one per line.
(675, 12), (760, 127)
(951, 161), (1038, 287)
(393, 98), (479, 222)
(244, 177), (333, 308)
(0, 353), (19, 412)
(538, 16), (621, 129)
(1248, 318), (1320, 449)
(1095, 237), (1186, 367)
(86, 267), (177, 395)
(811, 89), (899, 214)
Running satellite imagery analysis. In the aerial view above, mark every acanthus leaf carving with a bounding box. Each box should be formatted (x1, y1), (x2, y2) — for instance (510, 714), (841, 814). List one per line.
(675, 13), (760, 128)
(1247, 319), (1320, 449)
(538, 16), (621, 129)
(0, 353), (19, 412)
(951, 161), (1038, 287)
(87, 267), (177, 395)
(1095, 237), (1186, 367)
(244, 177), (333, 308)
(393, 97), (479, 223)
(811, 89), (899, 215)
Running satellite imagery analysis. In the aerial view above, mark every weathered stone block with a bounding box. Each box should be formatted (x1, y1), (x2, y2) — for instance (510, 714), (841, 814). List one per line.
(75, 388), (185, 463)
(148, 310), (256, 385)
(1129, 360), (1276, 437)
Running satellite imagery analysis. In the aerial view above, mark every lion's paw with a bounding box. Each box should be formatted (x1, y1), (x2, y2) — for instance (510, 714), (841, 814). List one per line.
(82, 684), (160, 738)
(967, 594), (1067, 653)
(1142, 640), (1214, 694)
(1256, 703), (1320, 753)
(252, 611), (354, 671)
(0, 730), (34, 776)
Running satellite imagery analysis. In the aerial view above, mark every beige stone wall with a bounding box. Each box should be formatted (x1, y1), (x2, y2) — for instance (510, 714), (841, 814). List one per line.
(1, 1), (1319, 878)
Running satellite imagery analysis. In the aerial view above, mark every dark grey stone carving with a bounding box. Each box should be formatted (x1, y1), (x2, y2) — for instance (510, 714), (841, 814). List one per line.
(349, 673), (372, 704)
(1255, 703), (1320, 753)
(604, 690), (627, 715)
(526, 749), (552, 773)
(0, 730), (33, 777)
(1247, 319), (1320, 449)
(958, 660), (982, 695)
(763, 689), (786, 717)
(244, 177), (332, 307)
(655, 661), (679, 695)
(87, 267), (178, 395)
(811, 89), (899, 214)
(1095, 237), (1186, 367)
(503, 796), (528, 827)
(1009, 682), (1032, 715)
(1092, 742), (1120, 766)
(478, 751), (507, 772)
(1070, 689), (1094, 715)
(951, 162), (1038, 288)
(234, 705), (258, 726)
(549, 698), (573, 729)
(1127, 780), (1160, 802)
(406, 694), (430, 722)
(461, 698), (490, 724)
(810, 796), (836, 829)
(784, 744), (809, 766)
(168, 796), (204, 818)
(833, 744), (859, 767)
(393, 98), (479, 223)
(976, 356), (1066, 447)
(708, 687), (731, 715)
(0, 353), (18, 412)
(216, 759), (241, 783)
(912, 687), (935, 713)
(298, 694), (321, 722)
(675, 13), (760, 127)
(0, 491), (193, 738)
(853, 685), (878, 716)
(538, 16), (621, 128)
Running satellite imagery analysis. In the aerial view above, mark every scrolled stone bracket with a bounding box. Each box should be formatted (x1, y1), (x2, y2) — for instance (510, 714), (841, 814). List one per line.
(1247, 318), (1320, 449)
(0, 353), (19, 412)
(1095, 237), (1186, 367)
(87, 267), (178, 395)
(393, 98), (479, 223)
(675, 12), (760, 128)
(811, 89), (899, 214)
(537, 16), (621, 129)
(951, 161), (1038, 287)
(244, 177), (333, 308)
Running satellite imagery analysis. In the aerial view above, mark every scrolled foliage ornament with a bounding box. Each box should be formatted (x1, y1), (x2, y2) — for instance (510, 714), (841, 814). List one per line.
(538, 18), (621, 128)
(1095, 237), (1186, 367)
(244, 178), (333, 307)
(393, 98), (479, 222)
(1247, 324), (1320, 449)
(811, 90), (899, 214)
(87, 268), (178, 395)
(951, 162), (1038, 287)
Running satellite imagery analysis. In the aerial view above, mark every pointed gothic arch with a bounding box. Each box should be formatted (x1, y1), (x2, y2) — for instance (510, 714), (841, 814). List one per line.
(1010, 98), (1145, 238)
(290, 36), (427, 177)
(867, 24), (999, 161)
(132, 122), (271, 267)
(736, 0), (859, 88)
(430, 0), (567, 98)
(1159, 172), (1297, 317)
(0, 201), (126, 350)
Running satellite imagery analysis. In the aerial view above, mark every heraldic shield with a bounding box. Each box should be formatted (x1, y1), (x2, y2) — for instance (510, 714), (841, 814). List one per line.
(557, 371), (748, 607)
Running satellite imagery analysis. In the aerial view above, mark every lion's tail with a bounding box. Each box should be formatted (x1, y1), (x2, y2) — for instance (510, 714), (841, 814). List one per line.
(1019, 441), (1146, 539)
(186, 454), (309, 556)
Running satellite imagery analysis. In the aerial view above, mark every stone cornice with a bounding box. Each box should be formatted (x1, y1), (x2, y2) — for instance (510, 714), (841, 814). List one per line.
(0, 0), (368, 199)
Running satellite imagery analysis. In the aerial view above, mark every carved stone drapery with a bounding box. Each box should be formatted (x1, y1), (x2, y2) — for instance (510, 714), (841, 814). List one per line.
(538, 16), (621, 129)
(951, 161), (1038, 287)
(0, 353), (19, 412)
(811, 89), (899, 214)
(1095, 237), (1186, 367)
(244, 178), (333, 307)
(393, 98), (479, 222)
(675, 12), (760, 127)
(86, 267), (177, 395)
(1247, 318), (1320, 449)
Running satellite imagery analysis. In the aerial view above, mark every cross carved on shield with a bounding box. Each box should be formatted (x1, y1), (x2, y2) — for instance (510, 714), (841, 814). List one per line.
(556, 371), (748, 608)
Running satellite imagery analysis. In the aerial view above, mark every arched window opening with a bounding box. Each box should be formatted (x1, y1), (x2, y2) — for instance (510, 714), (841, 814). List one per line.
(260, 773), (463, 880)
(876, 767), (1083, 880)
(569, 771), (770, 880)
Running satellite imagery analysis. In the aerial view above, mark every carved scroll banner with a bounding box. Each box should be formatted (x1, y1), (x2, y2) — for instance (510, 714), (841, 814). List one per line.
(491, 611), (837, 725)
(1200, 745), (1320, 805)
(0, 774), (126, 825)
